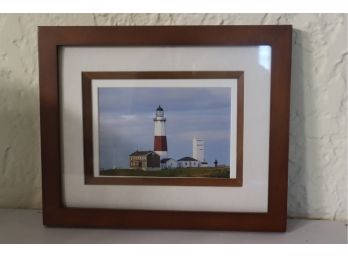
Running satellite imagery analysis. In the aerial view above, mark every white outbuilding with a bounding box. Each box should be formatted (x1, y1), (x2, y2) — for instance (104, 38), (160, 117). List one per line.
(177, 157), (199, 168)
(160, 158), (178, 169)
(199, 161), (209, 168)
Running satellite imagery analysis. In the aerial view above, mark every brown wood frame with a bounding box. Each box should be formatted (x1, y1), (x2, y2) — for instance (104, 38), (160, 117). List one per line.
(82, 71), (244, 187)
(39, 26), (292, 231)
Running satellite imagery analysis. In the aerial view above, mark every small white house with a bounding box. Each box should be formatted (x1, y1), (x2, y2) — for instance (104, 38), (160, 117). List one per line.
(160, 158), (178, 169)
(177, 157), (199, 168)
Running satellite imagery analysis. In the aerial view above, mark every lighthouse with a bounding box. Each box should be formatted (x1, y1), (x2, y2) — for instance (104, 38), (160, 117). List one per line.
(193, 136), (205, 162)
(153, 105), (168, 158)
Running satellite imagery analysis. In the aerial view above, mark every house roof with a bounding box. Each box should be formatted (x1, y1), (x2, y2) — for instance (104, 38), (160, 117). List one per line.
(178, 156), (198, 162)
(160, 158), (177, 163)
(129, 150), (157, 157)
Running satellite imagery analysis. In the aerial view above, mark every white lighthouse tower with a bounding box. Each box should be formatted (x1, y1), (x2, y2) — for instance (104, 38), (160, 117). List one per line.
(193, 136), (205, 162)
(154, 105), (168, 158)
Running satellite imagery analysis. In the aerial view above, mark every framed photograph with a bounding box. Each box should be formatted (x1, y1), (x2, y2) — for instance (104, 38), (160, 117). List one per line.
(39, 26), (292, 231)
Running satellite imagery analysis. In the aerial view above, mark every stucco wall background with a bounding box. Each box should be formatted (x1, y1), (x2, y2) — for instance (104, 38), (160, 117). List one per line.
(0, 13), (346, 221)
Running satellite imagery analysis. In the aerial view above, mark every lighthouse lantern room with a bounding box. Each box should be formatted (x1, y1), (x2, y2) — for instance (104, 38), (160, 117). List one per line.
(153, 105), (168, 158)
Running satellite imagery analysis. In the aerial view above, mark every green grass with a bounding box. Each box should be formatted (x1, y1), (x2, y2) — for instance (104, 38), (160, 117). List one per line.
(100, 167), (230, 178)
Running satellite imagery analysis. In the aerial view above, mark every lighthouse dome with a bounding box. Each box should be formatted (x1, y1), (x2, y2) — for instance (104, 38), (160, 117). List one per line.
(155, 105), (164, 118)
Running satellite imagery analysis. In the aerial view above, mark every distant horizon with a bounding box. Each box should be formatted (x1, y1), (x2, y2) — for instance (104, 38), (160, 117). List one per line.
(98, 87), (231, 169)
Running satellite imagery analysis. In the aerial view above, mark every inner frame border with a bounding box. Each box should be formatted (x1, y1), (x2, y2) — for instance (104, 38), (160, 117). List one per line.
(82, 71), (244, 187)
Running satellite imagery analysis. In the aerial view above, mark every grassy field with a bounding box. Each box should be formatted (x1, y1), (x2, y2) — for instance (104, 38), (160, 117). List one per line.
(100, 167), (230, 178)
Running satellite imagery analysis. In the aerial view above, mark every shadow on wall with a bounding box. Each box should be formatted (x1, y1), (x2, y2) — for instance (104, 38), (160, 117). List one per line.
(287, 29), (321, 220)
(0, 77), (41, 208)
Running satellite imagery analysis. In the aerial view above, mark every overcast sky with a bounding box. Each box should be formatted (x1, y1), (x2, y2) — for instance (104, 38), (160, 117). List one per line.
(98, 87), (231, 169)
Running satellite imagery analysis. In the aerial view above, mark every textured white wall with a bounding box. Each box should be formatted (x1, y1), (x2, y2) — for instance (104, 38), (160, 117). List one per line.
(0, 14), (346, 221)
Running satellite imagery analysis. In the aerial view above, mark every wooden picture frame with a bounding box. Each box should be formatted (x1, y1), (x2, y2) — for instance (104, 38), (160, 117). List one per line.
(39, 25), (292, 231)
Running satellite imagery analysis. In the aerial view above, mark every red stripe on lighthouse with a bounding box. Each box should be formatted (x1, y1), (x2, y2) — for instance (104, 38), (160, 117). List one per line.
(154, 136), (167, 151)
